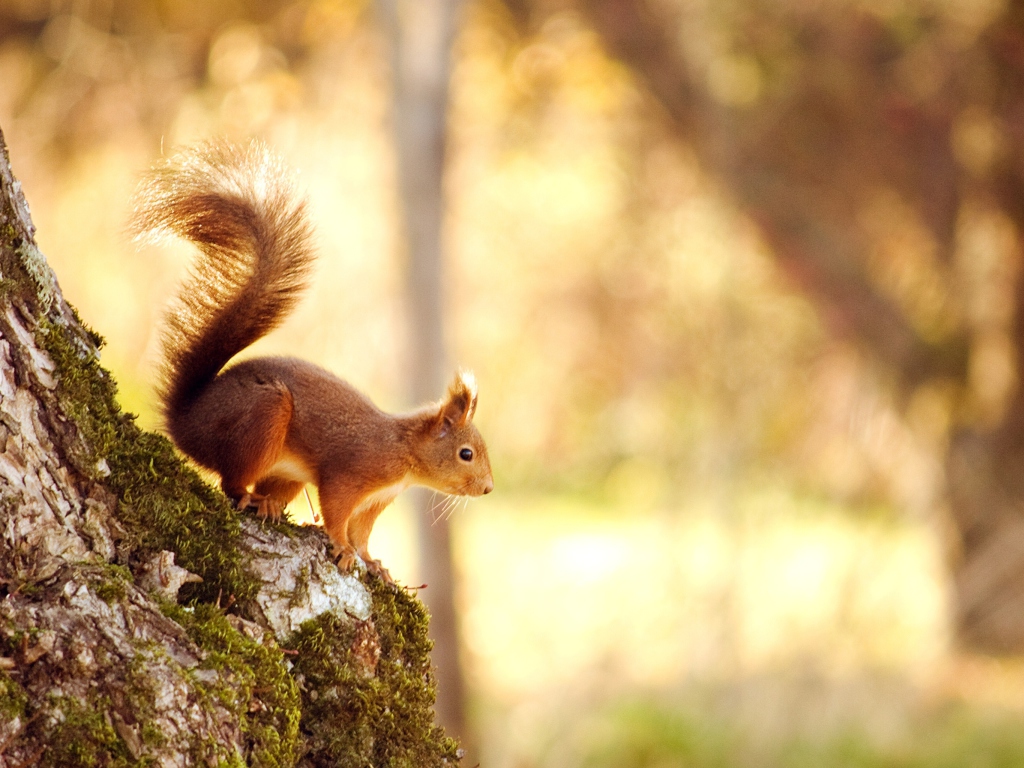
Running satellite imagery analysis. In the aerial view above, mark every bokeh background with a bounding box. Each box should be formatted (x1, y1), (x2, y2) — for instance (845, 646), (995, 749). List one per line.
(5, 0), (1024, 765)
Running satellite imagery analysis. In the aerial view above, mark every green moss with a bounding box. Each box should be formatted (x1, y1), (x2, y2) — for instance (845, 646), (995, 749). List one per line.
(39, 694), (140, 768)
(87, 563), (133, 604)
(14, 240), (57, 312)
(120, 649), (170, 753)
(288, 565), (311, 610)
(107, 428), (258, 606)
(38, 318), (260, 608)
(0, 277), (18, 301)
(0, 628), (38, 660)
(163, 602), (301, 767)
(0, 669), (27, 721)
(286, 576), (461, 767)
(139, 721), (167, 750)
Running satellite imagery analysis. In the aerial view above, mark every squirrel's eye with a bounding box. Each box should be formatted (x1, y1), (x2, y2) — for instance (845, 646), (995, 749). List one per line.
(459, 448), (474, 462)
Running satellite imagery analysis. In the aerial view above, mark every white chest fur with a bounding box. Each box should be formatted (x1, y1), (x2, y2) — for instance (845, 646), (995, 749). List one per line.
(266, 451), (316, 484)
(355, 475), (411, 514)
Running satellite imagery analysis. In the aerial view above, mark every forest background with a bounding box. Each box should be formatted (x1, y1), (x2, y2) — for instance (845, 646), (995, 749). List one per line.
(4, 0), (1024, 765)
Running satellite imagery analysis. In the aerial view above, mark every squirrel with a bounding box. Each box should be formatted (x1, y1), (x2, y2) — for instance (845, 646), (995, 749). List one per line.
(131, 140), (493, 584)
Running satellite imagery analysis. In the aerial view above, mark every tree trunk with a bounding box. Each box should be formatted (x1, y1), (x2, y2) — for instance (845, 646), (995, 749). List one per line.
(0, 125), (460, 766)
(949, 0), (1024, 653)
(503, 0), (1024, 653)
(947, 411), (1024, 652)
(376, 0), (472, 755)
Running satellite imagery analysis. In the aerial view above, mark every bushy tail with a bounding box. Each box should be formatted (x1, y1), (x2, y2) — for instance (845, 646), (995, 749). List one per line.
(131, 140), (315, 419)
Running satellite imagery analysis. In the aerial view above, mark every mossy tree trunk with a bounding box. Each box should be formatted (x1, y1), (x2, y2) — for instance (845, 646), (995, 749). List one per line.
(0, 125), (459, 767)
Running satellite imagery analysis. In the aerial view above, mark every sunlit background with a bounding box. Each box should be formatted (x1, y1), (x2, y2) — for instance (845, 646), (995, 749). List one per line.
(5, 0), (1024, 764)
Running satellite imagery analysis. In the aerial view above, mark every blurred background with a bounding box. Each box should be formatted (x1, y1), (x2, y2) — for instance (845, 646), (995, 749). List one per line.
(6, 0), (1024, 765)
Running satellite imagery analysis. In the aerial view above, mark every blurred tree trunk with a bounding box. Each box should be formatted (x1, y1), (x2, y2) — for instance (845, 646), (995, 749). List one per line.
(377, 0), (473, 752)
(0, 126), (460, 766)
(505, 0), (1024, 652)
(949, 2), (1024, 650)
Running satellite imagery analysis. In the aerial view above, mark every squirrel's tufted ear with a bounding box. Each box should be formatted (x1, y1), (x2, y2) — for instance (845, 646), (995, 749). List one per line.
(435, 370), (478, 436)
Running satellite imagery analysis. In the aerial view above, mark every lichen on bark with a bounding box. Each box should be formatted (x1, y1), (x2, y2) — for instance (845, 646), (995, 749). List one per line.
(0, 125), (460, 766)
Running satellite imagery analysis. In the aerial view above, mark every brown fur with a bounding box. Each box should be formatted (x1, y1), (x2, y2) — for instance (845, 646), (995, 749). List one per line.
(133, 141), (493, 583)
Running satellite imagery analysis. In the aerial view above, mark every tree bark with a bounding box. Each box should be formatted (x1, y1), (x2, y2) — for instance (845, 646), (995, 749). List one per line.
(377, 0), (472, 754)
(0, 125), (460, 766)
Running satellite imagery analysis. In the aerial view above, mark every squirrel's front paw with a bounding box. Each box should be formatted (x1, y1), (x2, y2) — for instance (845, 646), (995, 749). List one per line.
(332, 544), (357, 573)
(363, 557), (395, 585)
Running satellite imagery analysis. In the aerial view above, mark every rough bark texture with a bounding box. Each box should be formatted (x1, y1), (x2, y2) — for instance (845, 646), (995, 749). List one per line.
(0, 125), (460, 766)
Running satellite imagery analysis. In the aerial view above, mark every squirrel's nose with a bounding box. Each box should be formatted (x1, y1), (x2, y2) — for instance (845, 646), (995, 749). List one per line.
(482, 479), (493, 494)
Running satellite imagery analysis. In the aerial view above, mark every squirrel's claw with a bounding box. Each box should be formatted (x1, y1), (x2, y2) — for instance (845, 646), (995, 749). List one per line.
(363, 557), (395, 586)
(236, 492), (285, 523)
(257, 497), (285, 523)
(332, 545), (357, 573)
(331, 547), (395, 586)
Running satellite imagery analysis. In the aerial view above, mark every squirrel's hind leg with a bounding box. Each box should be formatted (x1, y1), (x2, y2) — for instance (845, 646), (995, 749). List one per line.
(250, 477), (305, 523)
(215, 379), (295, 509)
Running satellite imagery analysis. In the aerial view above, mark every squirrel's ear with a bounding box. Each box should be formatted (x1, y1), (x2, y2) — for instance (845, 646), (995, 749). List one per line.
(435, 370), (478, 436)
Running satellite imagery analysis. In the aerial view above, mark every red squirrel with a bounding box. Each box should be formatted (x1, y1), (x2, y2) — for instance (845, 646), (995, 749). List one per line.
(131, 140), (493, 583)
